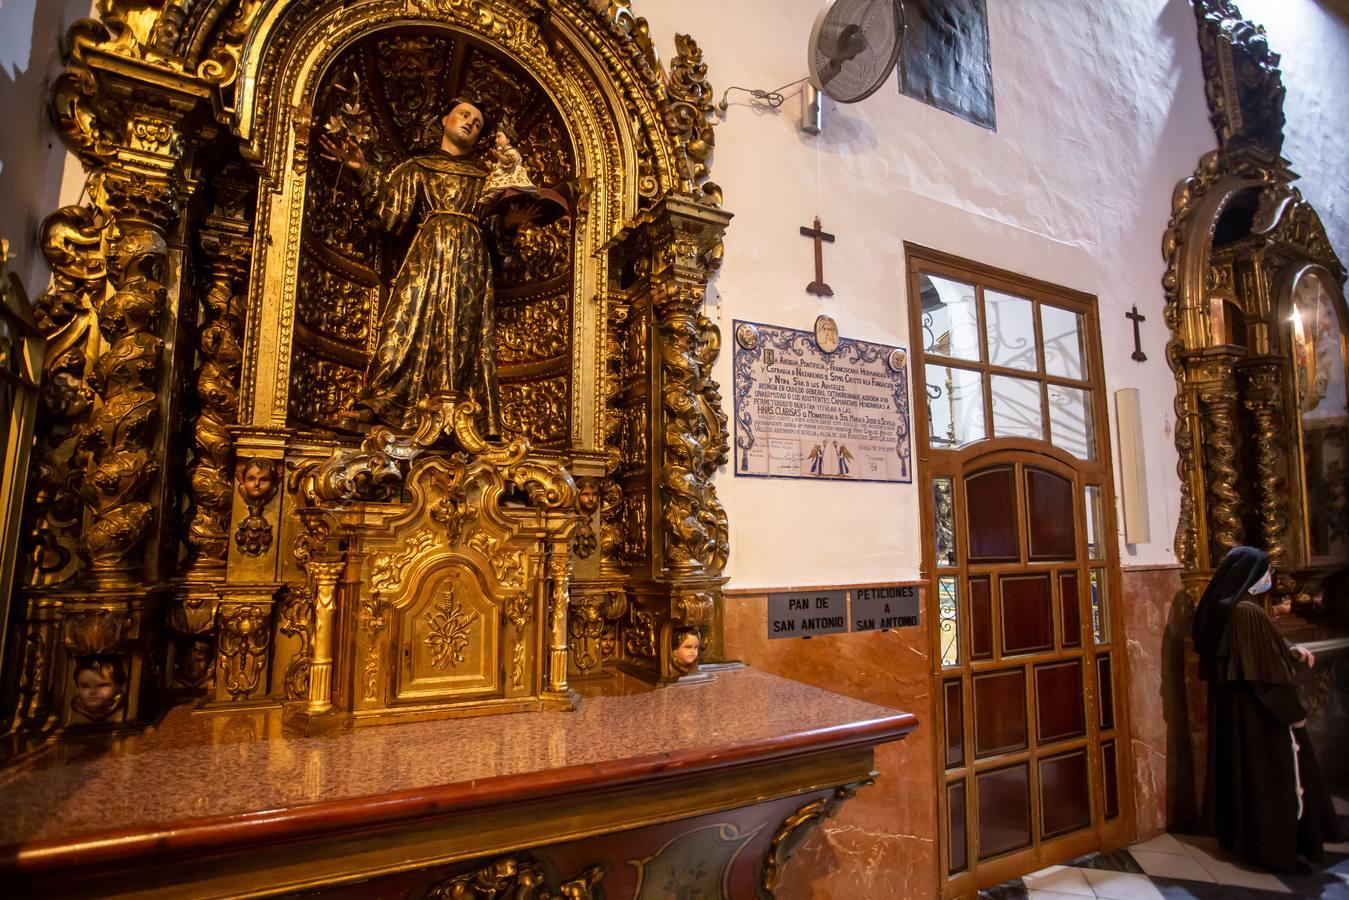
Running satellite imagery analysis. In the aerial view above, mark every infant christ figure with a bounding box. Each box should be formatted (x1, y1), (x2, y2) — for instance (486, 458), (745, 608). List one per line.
(319, 99), (541, 433)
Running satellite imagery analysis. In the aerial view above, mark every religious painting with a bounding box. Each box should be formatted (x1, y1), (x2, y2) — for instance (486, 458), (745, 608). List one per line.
(733, 320), (912, 483)
(1290, 269), (1349, 561)
(898, 0), (996, 130)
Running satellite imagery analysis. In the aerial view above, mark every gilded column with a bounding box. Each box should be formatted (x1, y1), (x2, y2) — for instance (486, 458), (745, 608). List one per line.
(304, 560), (345, 715)
(186, 220), (251, 576)
(1198, 372), (1244, 561)
(8, 17), (214, 729)
(545, 537), (575, 700)
(617, 194), (732, 684)
(1242, 361), (1292, 582)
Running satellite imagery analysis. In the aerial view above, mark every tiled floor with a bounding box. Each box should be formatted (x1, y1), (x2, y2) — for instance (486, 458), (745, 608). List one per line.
(979, 797), (1349, 899)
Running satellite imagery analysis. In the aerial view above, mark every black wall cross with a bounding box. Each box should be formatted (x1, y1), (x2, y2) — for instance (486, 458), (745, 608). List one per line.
(1126, 305), (1147, 362)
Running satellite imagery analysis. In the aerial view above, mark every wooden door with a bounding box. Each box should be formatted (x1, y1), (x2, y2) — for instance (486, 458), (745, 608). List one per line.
(906, 245), (1132, 896)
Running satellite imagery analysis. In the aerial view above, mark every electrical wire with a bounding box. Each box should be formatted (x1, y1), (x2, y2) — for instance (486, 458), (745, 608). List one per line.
(716, 77), (810, 113)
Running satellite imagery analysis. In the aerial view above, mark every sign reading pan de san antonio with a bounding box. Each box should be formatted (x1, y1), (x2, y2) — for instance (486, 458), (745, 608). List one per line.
(733, 319), (912, 483)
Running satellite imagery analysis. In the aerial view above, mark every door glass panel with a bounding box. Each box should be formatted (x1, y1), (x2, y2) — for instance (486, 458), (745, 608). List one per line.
(985, 290), (1038, 371)
(991, 375), (1043, 440)
(927, 364), (987, 448)
(1090, 569), (1107, 643)
(1102, 740), (1120, 819)
(1041, 305), (1086, 380)
(1048, 384), (1094, 460)
(934, 477), (957, 566)
(976, 763), (1032, 859)
(1035, 660), (1086, 741)
(1084, 485), (1104, 559)
(1058, 571), (1081, 648)
(970, 575), (993, 659)
(1001, 574), (1053, 654)
(974, 668), (1028, 757)
(1098, 653), (1115, 730)
(945, 677), (965, 769)
(939, 576), (961, 667)
(1026, 468), (1077, 560)
(949, 780), (969, 874)
(1039, 750), (1091, 838)
(921, 274), (982, 362)
(965, 467), (1019, 562)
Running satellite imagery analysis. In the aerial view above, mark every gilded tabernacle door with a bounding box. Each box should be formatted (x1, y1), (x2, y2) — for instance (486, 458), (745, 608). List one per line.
(7, 0), (731, 737)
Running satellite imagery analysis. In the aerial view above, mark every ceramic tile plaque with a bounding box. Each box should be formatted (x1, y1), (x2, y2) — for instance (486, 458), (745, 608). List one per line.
(732, 320), (912, 483)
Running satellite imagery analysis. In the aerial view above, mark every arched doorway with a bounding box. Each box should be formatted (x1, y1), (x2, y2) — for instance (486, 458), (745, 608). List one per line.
(907, 245), (1132, 895)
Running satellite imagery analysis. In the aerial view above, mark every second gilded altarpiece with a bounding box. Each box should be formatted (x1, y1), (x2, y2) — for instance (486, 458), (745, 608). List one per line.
(3, 0), (734, 736)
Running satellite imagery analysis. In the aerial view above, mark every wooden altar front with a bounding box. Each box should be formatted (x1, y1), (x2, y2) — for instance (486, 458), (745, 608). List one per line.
(0, 668), (917, 899)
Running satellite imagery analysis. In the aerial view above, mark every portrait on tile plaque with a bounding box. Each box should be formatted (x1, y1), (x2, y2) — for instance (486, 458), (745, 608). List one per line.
(733, 320), (912, 482)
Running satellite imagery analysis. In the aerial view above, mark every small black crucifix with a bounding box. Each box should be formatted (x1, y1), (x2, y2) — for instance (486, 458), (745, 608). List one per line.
(1126, 305), (1147, 362)
(800, 217), (835, 297)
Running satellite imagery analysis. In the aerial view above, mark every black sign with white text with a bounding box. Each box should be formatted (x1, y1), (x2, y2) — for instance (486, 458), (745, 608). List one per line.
(852, 584), (919, 632)
(767, 590), (849, 639)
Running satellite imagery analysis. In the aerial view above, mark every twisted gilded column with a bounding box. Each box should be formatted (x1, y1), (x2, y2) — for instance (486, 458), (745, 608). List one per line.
(1198, 373), (1244, 560)
(186, 223), (251, 574)
(609, 194), (731, 684)
(1242, 361), (1291, 579)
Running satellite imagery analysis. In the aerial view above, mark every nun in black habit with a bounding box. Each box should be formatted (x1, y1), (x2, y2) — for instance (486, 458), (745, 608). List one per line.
(1193, 545), (1341, 872)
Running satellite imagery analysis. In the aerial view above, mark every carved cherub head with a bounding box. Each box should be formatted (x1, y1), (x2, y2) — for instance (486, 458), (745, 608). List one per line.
(72, 656), (125, 722)
(236, 457), (279, 507)
(671, 626), (702, 675)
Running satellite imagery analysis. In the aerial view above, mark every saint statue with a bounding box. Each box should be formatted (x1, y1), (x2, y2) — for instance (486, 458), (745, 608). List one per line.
(319, 99), (550, 434)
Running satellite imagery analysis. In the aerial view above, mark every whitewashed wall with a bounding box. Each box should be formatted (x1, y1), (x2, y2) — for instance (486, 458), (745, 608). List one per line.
(0, 0), (94, 291)
(2, 1), (1345, 588)
(640, 0), (1349, 587)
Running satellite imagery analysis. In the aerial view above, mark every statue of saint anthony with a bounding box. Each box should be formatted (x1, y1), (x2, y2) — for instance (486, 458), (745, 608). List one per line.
(318, 98), (547, 434)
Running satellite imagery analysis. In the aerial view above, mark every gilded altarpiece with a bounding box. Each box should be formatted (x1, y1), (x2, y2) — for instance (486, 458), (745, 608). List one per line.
(1166, 0), (1349, 611)
(3, 0), (734, 737)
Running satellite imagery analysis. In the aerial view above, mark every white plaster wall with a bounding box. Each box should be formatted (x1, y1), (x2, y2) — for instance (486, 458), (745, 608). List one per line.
(637, 0), (1349, 588)
(1240, 0), (1349, 257)
(7, 1), (1346, 588)
(0, 0), (96, 290)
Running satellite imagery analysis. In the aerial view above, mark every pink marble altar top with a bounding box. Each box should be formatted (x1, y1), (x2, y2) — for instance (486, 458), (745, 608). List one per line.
(0, 666), (914, 871)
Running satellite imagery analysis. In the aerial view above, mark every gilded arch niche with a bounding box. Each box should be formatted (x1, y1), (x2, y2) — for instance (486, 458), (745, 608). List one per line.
(1165, 1), (1348, 609)
(6, 0), (731, 734)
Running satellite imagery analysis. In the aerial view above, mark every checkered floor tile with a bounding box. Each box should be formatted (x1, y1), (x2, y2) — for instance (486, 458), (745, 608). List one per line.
(979, 801), (1349, 899)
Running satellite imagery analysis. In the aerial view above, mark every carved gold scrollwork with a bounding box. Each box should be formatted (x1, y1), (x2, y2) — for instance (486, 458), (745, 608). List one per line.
(1192, 0), (1286, 156)
(425, 855), (605, 900)
(23, 205), (108, 586)
(665, 33), (720, 206)
(217, 603), (272, 700)
(371, 528), (439, 595)
(759, 780), (875, 898)
(197, 0), (263, 90)
(277, 586), (314, 700)
(568, 588), (626, 674)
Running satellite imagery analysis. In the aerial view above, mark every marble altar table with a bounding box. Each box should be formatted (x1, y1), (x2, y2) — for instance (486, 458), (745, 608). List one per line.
(0, 666), (916, 898)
